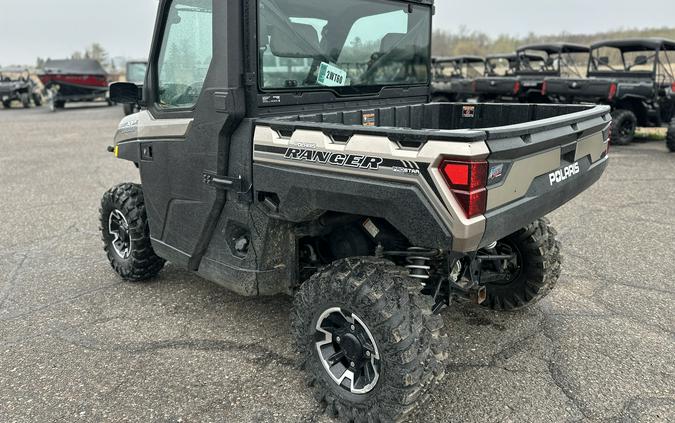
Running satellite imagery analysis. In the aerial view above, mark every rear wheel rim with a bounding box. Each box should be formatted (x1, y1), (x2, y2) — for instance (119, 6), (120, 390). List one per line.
(315, 307), (381, 395)
(620, 119), (636, 137)
(478, 241), (523, 286)
(108, 209), (131, 259)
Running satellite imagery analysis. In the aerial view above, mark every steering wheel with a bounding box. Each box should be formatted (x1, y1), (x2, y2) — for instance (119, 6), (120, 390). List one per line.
(170, 81), (203, 106)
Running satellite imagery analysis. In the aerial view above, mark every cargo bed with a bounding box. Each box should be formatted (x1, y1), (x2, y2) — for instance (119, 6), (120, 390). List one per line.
(253, 102), (611, 251)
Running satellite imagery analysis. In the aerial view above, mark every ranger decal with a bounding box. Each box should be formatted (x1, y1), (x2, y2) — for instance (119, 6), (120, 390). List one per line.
(284, 148), (383, 170)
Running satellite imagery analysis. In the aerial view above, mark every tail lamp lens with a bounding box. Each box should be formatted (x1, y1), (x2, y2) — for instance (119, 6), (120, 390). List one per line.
(513, 81), (521, 95)
(441, 160), (488, 219)
(608, 82), (617, 100)
(671, 81), (675, 91)
(541, 81), (548, 96)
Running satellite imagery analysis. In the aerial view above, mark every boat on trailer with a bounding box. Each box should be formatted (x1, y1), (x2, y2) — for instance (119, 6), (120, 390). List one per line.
(39, 59), (112, 111)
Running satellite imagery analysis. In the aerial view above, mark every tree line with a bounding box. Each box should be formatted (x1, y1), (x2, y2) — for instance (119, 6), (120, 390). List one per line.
(36, 43), (117, 73)
(432, 26), (675, 57)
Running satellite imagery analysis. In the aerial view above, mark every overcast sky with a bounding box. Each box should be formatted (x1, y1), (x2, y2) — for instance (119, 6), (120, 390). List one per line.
(0, 0), (673, 66)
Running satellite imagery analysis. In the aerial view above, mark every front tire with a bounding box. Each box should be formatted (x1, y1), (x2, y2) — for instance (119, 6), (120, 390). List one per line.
(667, 125), (675, 152)
(292, 257), (447, 422)
(481, 218), (562, 311)
(610, 109), (637, 146)
(100, 183), (165, 282)
(21, 93), (31, 108)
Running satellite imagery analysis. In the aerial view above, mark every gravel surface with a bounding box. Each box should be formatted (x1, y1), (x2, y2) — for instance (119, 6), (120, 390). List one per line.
(0, 105), (673, 422)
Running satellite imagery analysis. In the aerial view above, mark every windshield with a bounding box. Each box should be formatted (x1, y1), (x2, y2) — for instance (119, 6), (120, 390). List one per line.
(258, 0), (432, 94)
(517, 49), (588, 77)
(435, 60), (484, 80)
(127, 62), (147, 84)
(590, 47), (657, 74)
(486, 58), (516, 76)
(517, 51), (549, 73)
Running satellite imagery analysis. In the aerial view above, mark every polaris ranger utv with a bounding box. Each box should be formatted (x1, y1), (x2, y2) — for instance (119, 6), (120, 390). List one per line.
(431, 55), (485, 102)
(475, 43), (590, 104)
(102, 0), (610, 420)
(544, 39), (675, 146)
(0, 68), (43, 109)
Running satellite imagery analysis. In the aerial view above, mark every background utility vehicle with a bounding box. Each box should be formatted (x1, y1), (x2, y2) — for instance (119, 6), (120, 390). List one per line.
(0, 67), (43, 108)
(102, 0), (610, 421)
(544, 38), (675, 146)
(123, 60), (148, 116)
(431, 55), (485, 102)
(474, 43), (590, 103)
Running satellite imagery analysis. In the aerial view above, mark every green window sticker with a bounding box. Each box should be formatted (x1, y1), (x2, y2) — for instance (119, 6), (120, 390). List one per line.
(317, 62), (348, 87)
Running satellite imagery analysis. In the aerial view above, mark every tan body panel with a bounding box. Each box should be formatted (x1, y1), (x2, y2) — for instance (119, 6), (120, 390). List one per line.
(114, 110), (193, 144)
(253, 125), (490, 252)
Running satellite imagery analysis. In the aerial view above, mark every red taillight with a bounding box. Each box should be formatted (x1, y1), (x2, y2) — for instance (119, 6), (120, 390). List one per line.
(513, 81), (521, 95)
(671, 81), (675, 91)
(608, 82), (617, 101)
(541, 81), (548, 96)
(441, 159), (488, 219)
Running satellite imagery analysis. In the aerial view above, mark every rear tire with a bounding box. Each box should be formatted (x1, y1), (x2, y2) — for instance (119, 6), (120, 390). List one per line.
(2, 100), (11, 109)
(481, 218), (562, 311)
(292, 257), (448, 422)
(667, 125), (675, 153)
(33, 94), (42, 107)
(100, 183), (165, 282)
(610, 109), (637, 146)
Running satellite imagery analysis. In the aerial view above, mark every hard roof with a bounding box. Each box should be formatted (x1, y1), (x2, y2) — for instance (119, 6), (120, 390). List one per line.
(517, 43), (591, 54)
(591, 38), (675, 51)
(433, 55), (485, 64)
(486, 53), (544, 62)
(42, 59), (107, 76)
(0, 66), (30, 73)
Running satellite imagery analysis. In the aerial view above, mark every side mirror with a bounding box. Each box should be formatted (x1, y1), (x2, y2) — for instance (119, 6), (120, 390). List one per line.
(110, 82), (142, 104)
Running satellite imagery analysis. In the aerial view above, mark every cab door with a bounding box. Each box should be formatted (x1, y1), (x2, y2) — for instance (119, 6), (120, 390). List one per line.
(139, 0), (244, 269)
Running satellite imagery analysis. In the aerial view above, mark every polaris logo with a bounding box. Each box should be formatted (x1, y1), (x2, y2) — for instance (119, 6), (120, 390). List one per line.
(284, 148), (383, 170)
(549, 162), (580, 186)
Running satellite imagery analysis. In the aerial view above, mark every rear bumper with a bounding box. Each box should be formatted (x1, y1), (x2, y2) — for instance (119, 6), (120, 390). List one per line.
(481, 155), (608, 246)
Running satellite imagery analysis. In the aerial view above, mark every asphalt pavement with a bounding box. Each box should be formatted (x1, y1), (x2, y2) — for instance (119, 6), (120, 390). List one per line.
(0, 104), (673, 422)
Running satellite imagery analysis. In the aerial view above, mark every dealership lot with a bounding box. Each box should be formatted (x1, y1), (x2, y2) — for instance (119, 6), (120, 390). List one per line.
(0, 105), (673, 422)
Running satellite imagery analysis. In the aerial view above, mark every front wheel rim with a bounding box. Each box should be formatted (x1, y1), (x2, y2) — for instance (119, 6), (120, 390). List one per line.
(315, 307), (381, 395)
(108, 209), (131, 259)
